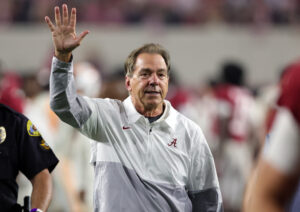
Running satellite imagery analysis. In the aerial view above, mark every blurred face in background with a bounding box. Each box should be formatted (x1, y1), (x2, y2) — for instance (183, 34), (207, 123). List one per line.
(74, 62), (102, 98)
(126, 53), (169, 115)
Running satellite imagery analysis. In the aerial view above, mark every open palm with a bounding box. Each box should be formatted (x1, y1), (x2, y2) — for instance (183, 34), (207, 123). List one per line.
(45, 4), (89, 55)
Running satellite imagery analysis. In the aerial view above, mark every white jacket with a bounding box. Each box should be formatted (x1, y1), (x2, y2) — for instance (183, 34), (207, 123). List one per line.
(50, 57), (223, 212)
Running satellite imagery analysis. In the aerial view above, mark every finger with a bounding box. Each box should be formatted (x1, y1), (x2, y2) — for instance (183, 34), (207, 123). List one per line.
(54, 6), (61, 27)
(62, 4), (69, 26)
(76, 30), (89, 43)
(69, 8), (76, 29)
(45, 16), (55, 32)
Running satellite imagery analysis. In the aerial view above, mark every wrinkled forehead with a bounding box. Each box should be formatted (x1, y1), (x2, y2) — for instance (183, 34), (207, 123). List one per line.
(134, 53), (168, 72)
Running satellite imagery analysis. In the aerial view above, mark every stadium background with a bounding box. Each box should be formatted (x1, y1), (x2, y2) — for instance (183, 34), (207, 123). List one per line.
(1, 0), (300, 211)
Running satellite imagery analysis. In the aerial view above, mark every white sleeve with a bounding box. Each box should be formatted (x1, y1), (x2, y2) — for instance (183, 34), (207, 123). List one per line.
(50, 57), (92, 128)
(187, 129), (223, 211)
(263, 108), (300, 174)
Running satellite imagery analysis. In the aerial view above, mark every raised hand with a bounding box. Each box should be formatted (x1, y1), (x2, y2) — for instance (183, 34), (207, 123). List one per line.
(45, 4), (89, 62)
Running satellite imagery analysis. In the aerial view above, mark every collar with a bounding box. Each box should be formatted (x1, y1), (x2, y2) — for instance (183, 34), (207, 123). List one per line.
(123, 96), (178, 131)
(163, 101), (177, 131)
(123, 96), (143, 124)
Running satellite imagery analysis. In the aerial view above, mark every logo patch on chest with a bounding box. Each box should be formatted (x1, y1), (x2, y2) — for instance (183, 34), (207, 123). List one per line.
(168, 138), (177, 147)
(122, 126), (131, 130)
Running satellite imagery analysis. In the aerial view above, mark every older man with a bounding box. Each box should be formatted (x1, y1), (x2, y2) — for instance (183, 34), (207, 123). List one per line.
(45, 4), (222, 212)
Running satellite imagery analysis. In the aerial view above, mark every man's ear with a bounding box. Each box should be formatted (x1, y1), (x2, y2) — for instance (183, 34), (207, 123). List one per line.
(125, 76), (131, 91)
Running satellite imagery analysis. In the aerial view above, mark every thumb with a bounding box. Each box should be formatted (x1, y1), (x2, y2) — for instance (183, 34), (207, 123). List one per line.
(77, 30), (89, 44)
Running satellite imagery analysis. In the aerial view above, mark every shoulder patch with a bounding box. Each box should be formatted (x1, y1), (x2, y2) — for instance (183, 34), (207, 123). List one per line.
(27, 120), (41, 137)
(0, 127), (6, 144)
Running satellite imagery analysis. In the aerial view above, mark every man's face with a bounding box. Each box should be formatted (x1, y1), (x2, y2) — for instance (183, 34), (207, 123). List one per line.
(126, 53), (169, 113)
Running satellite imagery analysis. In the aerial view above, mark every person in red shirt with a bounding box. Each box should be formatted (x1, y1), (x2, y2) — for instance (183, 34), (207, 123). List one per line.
(213, 62), (255, 211)
(244, 61), (300, 212)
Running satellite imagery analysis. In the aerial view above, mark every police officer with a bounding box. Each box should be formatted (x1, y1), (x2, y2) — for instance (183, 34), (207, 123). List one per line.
(0, 103), (59, 212)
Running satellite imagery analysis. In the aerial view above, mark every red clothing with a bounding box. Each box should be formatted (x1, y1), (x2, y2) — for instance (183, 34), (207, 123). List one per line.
(278, 62), (300, 126)
(167, 86), (190, 110)
(214, 84), (253, 142)
(0, 73), (24, 113)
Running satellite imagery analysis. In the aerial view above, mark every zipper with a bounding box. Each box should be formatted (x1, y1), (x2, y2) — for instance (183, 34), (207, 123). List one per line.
(145, 120), (153, 175)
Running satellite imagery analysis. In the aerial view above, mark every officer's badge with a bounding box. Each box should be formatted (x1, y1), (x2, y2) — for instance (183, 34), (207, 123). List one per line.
(27, 120), (41, 137)
(0, 127), (6, 144)
(40, 139), (50, 150)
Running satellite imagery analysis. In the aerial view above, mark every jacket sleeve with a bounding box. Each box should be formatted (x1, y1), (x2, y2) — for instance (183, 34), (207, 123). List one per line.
(49, 56), (92, 128)
(187, 129), (223, 212)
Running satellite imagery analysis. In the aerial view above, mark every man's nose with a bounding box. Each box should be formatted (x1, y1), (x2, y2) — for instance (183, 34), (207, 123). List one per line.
(149, 73), (159, 85)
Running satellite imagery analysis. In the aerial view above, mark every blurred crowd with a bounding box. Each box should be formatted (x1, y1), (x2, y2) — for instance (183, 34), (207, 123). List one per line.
(1, 0), (300, 26)
(0, 44), (292, 211)
(0, 1), (299, 211)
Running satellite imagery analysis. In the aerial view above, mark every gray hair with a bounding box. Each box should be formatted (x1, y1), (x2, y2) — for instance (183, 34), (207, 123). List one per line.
(124, 43), (170, 77)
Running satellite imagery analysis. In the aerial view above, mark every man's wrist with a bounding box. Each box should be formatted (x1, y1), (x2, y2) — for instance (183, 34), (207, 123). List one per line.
(30, 208), (43, 212)
(54, 50), (72, 62)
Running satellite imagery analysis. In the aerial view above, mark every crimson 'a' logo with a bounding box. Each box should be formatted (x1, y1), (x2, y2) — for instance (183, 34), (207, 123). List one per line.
(168, 138), (177, 147)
